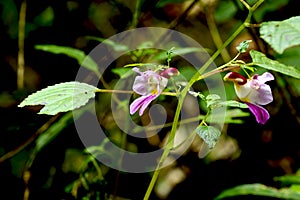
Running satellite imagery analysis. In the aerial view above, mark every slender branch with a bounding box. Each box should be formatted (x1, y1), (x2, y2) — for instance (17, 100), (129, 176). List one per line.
(143, 1), (264, 199)
(205, 3), (231, 63)
(17, 0), (27, 89)
(0, 115), (60, 163)
(131, 0), (142, 28)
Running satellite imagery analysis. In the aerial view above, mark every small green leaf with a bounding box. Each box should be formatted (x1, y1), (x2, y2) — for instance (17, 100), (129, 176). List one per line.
(274, 175), (300, 185)
(152, 47), (210, 61)
(35, 44), (100, 75)
(196, 126), (221, 149)
(86, 36), (128, 51)
(250, 50), (300, 79)
(18, 82), (98, 115)
(218, 100), (248, 109)
(206, 94), (221, 108)
(236, 40), (252, 53)
(215, 183), (300, 200)
(260, 16), (300, 54)
(111, 68), (133, 78)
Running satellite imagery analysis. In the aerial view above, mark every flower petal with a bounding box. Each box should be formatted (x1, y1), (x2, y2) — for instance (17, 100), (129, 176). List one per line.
(132, 76), (150, 95)
(130, 94), (158, 116)
(248, 84), (273, 105)
(138, 95), (158, 116)
(246, 102), (270, 124)
(256, 72), (274, 83)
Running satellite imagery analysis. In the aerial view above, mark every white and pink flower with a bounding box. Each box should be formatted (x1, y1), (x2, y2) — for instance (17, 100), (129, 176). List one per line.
(224, 71), (274, 124)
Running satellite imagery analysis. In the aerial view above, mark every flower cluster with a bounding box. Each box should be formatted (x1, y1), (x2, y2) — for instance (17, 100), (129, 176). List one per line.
(130, 67), (179, 116)
(224, 71), (274, 124)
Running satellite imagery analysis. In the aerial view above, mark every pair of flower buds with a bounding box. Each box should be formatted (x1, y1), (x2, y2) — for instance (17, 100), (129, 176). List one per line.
(130, 67), (274, 124)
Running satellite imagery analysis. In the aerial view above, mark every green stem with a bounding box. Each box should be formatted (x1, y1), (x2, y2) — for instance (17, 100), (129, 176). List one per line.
(143, 1), (264, 199)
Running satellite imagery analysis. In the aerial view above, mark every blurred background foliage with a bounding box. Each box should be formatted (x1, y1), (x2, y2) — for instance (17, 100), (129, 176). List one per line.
(1, 0), (300, 199)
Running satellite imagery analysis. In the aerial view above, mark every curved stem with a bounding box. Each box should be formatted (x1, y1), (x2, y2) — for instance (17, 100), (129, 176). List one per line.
(143, 1), (264, 199)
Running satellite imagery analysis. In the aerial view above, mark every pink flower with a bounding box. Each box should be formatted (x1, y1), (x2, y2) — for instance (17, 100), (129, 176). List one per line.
(130, 67), (179, 116)
(224, 71), (274, 124)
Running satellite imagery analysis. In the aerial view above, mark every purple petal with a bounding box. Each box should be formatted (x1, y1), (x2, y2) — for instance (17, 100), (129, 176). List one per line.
(246, 102), (270, 124)
(130, 94), (158, 116)
(132, 76), (149, 95)
(247, 84), (273, 105)
(256, 72), (274, 83)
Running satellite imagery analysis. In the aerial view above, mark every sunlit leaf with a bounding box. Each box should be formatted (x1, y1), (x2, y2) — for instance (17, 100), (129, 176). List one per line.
(35, 44), (100, 75)
(260, 16), (300, 54)
(236, 40), (252, 53)
(18, 81), (98, 115)
(214, 183), (300, 200)
(196, 126), (221, 149)
(250, 50), (300, 79)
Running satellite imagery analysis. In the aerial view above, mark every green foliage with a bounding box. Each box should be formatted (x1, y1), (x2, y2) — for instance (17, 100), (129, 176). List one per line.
(86, 36), (129, 51)
(18, 82), (98, 115)
(215, 183), (300, 200)
(152, 47), (210, 61)
(260, 16), (300, 54)
(275, 174), (300, 186)
(35, 45), (100, 75)
(196, 125), (221, 149)
(156, 0), (187, 8)
(236, 40), (252, 53)
(35, 112), (74, 152)
(250, 50), (300, 79)
(205, 94), (248, 109)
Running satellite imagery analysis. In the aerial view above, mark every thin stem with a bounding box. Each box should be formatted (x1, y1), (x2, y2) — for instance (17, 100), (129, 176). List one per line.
(95, 88), (177, 96)
(17, 0), (26, 89)
(131, 0), (142, 28)
(143, 1), (264, 199)
(205, 3), (231, 63)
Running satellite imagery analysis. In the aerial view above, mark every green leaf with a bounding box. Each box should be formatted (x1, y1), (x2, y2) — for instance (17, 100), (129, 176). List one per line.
(156, 0), (187, 8)
(18, 82), (98, 115)
(274, 175), (300, 185)
(260, 16), (300, 54)
(35, 112), (73, 152)
(111, 68), (134, 79)
(236, 40), (252, 53)
(218, 100), (248, 109)
(215, 183), (300, 200)
(250, 50), (300, 79)
(152, 47), (210, 61)
(196, 126), (221, 149)
(205, 94), (221, 108)
(86, 36), (128, 51)
(35, 44), (100, 75)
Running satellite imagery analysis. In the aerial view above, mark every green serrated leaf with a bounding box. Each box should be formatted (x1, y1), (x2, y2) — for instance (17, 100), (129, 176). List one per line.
(35, 44), (100, 75)
(236, 40), (252, 53)
(18, 82), (98, 115)
(214, 183), (300, 200)
(250, 50), (300, 79)
(196, 126), (221, 149)
(260, 16), (300, 54)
